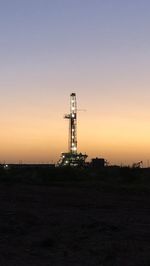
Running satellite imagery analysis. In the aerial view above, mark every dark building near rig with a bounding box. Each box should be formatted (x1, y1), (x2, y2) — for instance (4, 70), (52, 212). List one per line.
(91, 158), (105, 168)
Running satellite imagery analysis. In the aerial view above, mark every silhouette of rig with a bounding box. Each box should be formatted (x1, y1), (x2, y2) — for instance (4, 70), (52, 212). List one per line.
(58, 93), (87, 167)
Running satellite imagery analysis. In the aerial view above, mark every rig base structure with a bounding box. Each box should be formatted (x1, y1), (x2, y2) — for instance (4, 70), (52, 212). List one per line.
(58, 93), (87, 167)
(58, 152), (87, 167)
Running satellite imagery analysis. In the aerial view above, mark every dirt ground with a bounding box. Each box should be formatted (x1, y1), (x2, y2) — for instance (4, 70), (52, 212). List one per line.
(0, 181), (150, 266)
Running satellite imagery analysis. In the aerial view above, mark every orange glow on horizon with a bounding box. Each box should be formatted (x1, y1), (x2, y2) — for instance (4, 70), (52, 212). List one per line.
(1, 103), (150, 166)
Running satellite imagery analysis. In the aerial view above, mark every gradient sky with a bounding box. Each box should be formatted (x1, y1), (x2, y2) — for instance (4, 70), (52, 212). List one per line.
(1, 0), (150, 165)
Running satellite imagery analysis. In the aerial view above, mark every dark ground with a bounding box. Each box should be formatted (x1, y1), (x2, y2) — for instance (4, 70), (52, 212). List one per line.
(0, 167), (150, 265)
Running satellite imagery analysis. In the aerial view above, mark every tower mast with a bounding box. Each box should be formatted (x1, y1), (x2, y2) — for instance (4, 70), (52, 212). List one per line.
(58, 93), (87, 167)
(65, 93), (77, 154)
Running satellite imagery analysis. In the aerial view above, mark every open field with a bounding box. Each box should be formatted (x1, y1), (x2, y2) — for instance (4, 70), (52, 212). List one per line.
(0, 168), (150, 265)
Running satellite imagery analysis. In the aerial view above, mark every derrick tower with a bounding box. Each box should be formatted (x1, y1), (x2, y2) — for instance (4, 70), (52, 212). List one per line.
(65, 93), (77, 154)
(58, 93), (87, 167)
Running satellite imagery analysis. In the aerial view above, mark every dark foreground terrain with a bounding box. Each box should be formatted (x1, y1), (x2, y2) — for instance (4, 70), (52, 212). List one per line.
(1, 167), (150, 265)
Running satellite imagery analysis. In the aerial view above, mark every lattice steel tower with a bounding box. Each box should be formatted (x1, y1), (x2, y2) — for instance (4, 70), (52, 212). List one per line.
(64, 93), (77, 154)
(58, 93), (87, 167)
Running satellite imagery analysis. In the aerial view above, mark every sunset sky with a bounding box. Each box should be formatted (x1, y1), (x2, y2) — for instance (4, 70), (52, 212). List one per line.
(1, 0), (150, 165)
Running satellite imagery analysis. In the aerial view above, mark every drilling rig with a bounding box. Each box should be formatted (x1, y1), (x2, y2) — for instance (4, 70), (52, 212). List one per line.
(58, 93), (87, 167)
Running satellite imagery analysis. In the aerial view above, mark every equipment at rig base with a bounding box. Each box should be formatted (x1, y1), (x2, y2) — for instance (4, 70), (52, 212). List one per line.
(58, 93), (87, 167)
